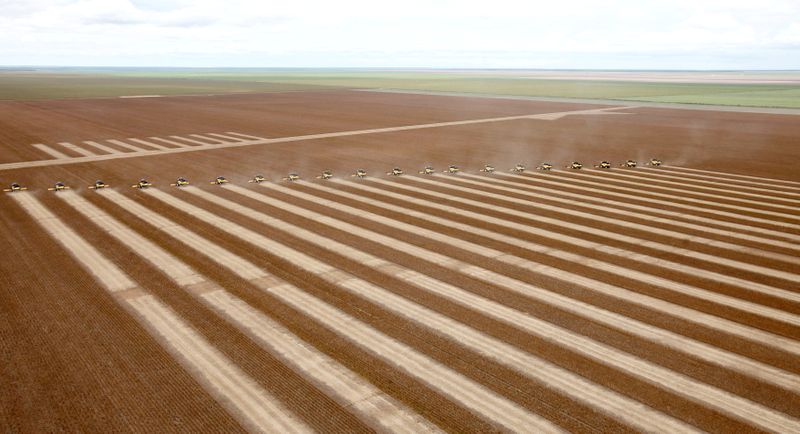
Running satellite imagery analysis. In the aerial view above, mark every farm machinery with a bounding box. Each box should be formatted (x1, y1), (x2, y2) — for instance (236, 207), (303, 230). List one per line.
(480, 164), (496, 173)
(510, 164), (526, 173)
(566, 161), (583, 170)
(419, 166), (435, 175)
(171, 177), (190, 187)
(352, 169), (367, 179)
(249, 175), (267, 183)
(443, 165), (460, 174)
(387, 167), (404, 176)
(283, 173), (301, 182)
(647, 158), (663, 166)
(594, 161), (612, 169)
(210, 176), (229, 185)
(89, 180), (108, 190)
(47, 182), (70, 192)
(621, 160), (637, 168)
(537, 163), (553, 171)
(3, 182), (27, 192)
(317, 170), (333, 180)
(131, 179), (153, 189)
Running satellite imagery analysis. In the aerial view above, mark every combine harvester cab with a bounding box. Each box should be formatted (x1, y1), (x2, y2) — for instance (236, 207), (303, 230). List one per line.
(3, 182), (28, 193)
(443, 165), (460, 174)
(480, 164), (496, 173)
(131, 179), (153, 189)
(89, 180), (108, 190)
(47, 181), (71, 192)
(171, 177), (190, 187)
(317, 170), (333, 180)
(510, 164), (526, 173)
(419, 166), (435, 175)
(249, 174), (267, 183)
(386, 167), (404, 176)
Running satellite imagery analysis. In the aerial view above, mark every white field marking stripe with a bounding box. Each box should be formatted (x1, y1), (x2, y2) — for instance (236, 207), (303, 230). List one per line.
(259, 283), (567, 433)
(32, 143), (70, 159)
(131, 195), (560, 432)
(565, 171), (800, 219)
(190, 134), (225, 143)
(106, 139), (152, 152)
(97, 189), (267, 281)
(405, 176), (800, 299)
(499, 172), (800, 246)
(58, 142), (96, 157)
(13, 194), (308, 433)
(631, 168), (800, 198)
(208, 133), (248, 141)
(171, 135), (217, 145)
(591, 169), (800, 205)
(667, 166), (800, 188)
(326, 179), (800, 356)
(83, 141), (122, 154)
(128, 295), (312, 434)
(516, 171), (800, 233)
(203, 290), (443, 434)
(170, 187), (695, 433)
(0, 107), (632, 172)
(126, 138), (169, 150)
(226, 132), (269, 140)
(11, 193), (136, 292)
(239, 184), (800, 394)
(460, 173), (800, 264)
(61, 191), (438, 433)
(57, 192), (205, 286)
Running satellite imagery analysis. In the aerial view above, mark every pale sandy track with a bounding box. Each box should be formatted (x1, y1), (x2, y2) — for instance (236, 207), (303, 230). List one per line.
(565, 171), (800, 218)
(83, 140), (122, 154)
(516, 171), (800, 233)
(321, 180), (800, 355)
(0, 106), (633, 172)
(580, 169), (800, 207)
(106, 139), (151, 152)
(12, 193), (312, 434)
(231, 186), (800, 392)
(401, 176), (800, 296)
(269, 181), (800, 391)
(31, 143), (68, 159)
(135, 137), (189, 149)
(208, 133), (247, 141)
(497, 172), (800, 246)
(457, 173), (800, 263)
(58, 142), (96, 157)
(169, 187), (698, 432)
(667, 166), (800, 188)
(135, 193), (567, 432)
(627, 168), (800, 198)
(72, 191), (440, 433)
(226, 132), (269, 140)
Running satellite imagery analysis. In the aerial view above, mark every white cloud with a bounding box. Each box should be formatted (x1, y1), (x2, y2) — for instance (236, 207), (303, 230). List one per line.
(0, 0), (798, 68)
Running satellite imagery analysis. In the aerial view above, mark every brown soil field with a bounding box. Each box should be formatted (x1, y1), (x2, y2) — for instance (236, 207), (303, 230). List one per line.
(1, 89), (799, 432)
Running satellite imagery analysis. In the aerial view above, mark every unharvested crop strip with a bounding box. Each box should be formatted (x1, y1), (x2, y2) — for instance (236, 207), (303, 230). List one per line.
(32, 143), (69, 159)
(0, 106), (633, 171)
(58, 142), (96, 157)
(402, 176), (800, 296)
(564, 171), (800, 219)
(123, 190), (568, 432)
(166, 187), (699, 433)
(574, 170), (800, 210)
(497, 172), (800, 245)
(667, 166), (800, 188)
(73, 191), (440, 433)
(458, 173), (800, 262)
(12, 193), (310, 434)
(622, 168), (800, 198)
(322, 179), (800, 355)
(513, 171), (800, 233)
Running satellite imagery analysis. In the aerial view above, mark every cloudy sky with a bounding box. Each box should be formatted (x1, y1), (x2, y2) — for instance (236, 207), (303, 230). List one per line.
(1, 0), (799, 69)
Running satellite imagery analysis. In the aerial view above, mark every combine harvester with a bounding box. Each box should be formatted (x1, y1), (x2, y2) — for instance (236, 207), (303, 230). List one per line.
(317, 170), (333, 180)
(283, 173), (301, 182)
(566, 161), (583, 170)
(47, 182), (71, 192)
(249, 174), (267, 183)
(510, 164), (526, 173)
(88, 180), (109, 190)
(594, 161), (612, 169)
(537, 163), (553, 171)
(3, 182), (27, 192)
(131, 179), (153, 189)
(386, 167), (404, 176)
(621, 160), (638, 168)
(171, 177), (190, 187)
(419, 166), (435, 175)
(443, 165), (460, 174)
(647, 158), (663, 166)
(352, 169), (367, 179)
(480, 164), (496, 173)
(210, 176), (229, 185)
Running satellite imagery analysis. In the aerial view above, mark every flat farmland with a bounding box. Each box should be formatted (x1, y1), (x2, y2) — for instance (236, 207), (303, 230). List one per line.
(1, 89), (799, 433)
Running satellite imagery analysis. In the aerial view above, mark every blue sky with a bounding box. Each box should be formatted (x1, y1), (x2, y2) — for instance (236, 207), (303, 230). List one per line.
(1, 0), (798, 69)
